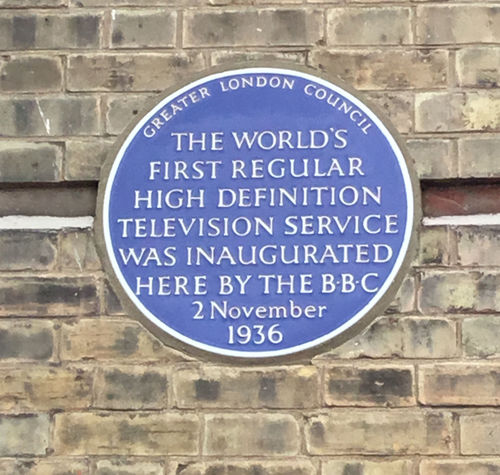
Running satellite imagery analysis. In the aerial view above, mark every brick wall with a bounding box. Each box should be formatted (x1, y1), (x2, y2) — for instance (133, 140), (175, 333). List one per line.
(0, 0), (499, 474)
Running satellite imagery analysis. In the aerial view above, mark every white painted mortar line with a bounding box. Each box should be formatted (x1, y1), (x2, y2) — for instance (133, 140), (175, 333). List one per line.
(0, 214), (499, 230)
(0, 216), (94, 230)
(423, 214), (500, 226)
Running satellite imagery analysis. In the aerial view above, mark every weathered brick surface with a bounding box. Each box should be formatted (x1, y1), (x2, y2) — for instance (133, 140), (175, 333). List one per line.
(0, 458), (89, 475)
(170, 460), (316, 475)
(71, 0), (167, 5)
(385, 274), (415, 313)
(420, 459), (500, 475)
(419, 364), (500, 406)
(64, 138), (112, 181)
(0, 56), (63, 92)
(315, 316), (457, 360)
(0, 142), (62, 182)
(54, 412), (199, 455)
(0, 276), (98, 316)
(0, 13), (101, 50)
(0, 230), (57, 271)
(0, 414), (50, 456)
(327, 8), (411, 46)
(67, 53), (205, 92)
(367, 91), (413, 134)
(418, 227), (450, 266)
(212, 50), (306, 66)
(457, 48), (500, 88)
(173, 365), (319, 408)
(95, 459), (163, 475)
(0, 0), (66, 6)
(204, 413), (300, 455)
(455, 227), (500, 266)
(463, 316), (500, 358)
(58, 230), (101, 271)
(0, 366), (92, 411)
(0, 96), (100, 136)
(416, 6), (500, 45)
(60, 318), (190, 362)
(0, 320), (56, 361)
(71, 0), (181, 4)
(461, 413), (500, 455)
(423, 184), (500, 217)
(94, 365), (167, 409)
(103, 280), (125, 315)
(322, 460), (414, 475)
(105, 94), (150, 135)
(0, 186), (96, 217)
(419, 271), (500, 314)
(111, 10), (177, 48)
(407, 139), (456, 180)
(305, 410), (453, 455)
(416, 91), (500, 132)
(184, 10), (323, 47)
(310, 49), (447, 90)
(324, 364), (415, 407)
(458, 137), (500, 178)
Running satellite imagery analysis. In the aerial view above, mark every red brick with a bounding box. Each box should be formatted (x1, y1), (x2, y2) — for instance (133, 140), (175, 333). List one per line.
(423, 185), (500, 217)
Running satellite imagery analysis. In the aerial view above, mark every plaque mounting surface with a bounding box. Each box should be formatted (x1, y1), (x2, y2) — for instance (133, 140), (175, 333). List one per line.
(97, 65), (420, 360)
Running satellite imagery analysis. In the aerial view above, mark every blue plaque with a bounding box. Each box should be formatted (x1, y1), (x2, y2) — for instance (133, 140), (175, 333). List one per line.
(97, 65), (419, 359)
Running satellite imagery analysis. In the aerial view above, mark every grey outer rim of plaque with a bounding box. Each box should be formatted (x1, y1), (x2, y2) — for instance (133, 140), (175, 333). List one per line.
(95, 61), (422, 365)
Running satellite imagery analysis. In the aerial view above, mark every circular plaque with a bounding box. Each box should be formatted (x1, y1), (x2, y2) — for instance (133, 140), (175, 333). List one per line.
(97, 64), (420, 360)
